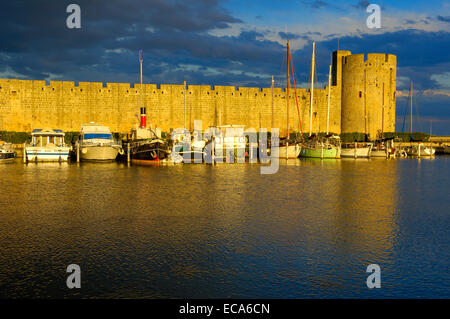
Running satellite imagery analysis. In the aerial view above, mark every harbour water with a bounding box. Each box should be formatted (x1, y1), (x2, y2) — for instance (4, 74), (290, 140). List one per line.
(0, 157), (449, 298)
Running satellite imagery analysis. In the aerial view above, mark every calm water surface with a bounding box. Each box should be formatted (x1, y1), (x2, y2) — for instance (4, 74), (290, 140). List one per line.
(0, 157), (449, 298)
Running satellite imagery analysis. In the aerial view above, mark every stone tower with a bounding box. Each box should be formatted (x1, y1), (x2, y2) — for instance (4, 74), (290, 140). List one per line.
(340, 53), (397, 139)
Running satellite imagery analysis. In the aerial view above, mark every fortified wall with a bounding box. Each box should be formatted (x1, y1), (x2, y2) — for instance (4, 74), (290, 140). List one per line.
(0, 50), (396, 139)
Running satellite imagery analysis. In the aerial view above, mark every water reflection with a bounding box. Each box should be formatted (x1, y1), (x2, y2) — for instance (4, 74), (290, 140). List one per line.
(0, 158), (448, 298)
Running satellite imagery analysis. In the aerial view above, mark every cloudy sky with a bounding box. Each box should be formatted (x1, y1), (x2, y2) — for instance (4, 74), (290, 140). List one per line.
(0, 0), (449, 134)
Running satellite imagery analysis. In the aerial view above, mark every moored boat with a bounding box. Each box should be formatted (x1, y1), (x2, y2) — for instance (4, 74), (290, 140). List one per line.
(277, 38), (302, 159)
(404, 143), (435, 157)
(300, 135), (341, 159)
(78, 123), (122, 161)
(341, 142), (372, 158)
(300, 143), (340, 159)
(205, 125), (246, 162)
(402, 81), (435, 158)
(127, 51), (170, 165)
(276, 142), (301, 159)
(169, 129), (205, 163)
(0, 143), (16, 163)
(25, 129), (70, 162)
(131, 136), (170, 162)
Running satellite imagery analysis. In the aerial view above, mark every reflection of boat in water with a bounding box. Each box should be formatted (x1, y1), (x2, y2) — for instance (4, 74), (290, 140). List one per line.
(341, 142), (372, 158)
(0, 143), (16, 163)
(78, 123), (122, 161)
(25, 129), (70, 162)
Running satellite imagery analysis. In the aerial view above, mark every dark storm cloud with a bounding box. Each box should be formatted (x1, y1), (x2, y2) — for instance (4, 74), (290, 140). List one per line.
(0, 0), (254, 80)
(437, 15), (450, 23)
(303, 29), (450, 90)
(0, 1), (449, 94)
(278, 32), (303, 40)
(287, 29), (450, 133)
(354, 1), (369, 9)
(302, 1), (329, 9)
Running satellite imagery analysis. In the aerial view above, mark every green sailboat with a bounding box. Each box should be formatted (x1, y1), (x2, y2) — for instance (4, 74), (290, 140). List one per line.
(300, 138), (341, 158)
(299, 42), (340, 159)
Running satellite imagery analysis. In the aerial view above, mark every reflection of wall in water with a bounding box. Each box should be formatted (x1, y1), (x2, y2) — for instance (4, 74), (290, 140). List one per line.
(335, 160), (398, 259)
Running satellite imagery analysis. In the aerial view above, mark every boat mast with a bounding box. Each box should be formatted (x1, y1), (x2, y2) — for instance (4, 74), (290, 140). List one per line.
(309, 41), (315, 136)
(184, 80), (187, 130)
(382, 82), (384, 137)
(326, 64), (331, 135)
(364, 69), (367, 137)
(286, 40), (290, 139)
(139, 50), (143, 113)
(271, 75), (274, 129)
(410, 81), (413, 137)
(288, 47), (302, 137)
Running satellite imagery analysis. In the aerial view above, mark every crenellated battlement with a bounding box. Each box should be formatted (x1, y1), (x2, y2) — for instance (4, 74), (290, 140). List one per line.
(0, 49), (396, 137)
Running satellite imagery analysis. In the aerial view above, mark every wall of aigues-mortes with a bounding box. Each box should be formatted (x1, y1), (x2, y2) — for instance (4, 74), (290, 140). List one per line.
(0, 50), (396, 139)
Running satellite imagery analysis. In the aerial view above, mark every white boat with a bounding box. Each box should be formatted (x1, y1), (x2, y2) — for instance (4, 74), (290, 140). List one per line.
(0, 143), (16, 163)
(402, 82), (435, 158)
(207, 125), (246, 162)
(170, 128), (206, 163)
(405, 143), (435, 157)
(25, 129), (70, 162)
(341, 142), (372, 158)
(276, 143), (301, 159)
(78, 123), (122, 161)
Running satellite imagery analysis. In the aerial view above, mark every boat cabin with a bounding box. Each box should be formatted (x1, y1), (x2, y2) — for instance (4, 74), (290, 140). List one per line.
(31, 129), (66, 147)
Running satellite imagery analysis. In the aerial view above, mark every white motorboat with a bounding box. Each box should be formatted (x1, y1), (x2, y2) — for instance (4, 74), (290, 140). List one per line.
(25, 129), (70, 162)
(78, 123), (122, 161)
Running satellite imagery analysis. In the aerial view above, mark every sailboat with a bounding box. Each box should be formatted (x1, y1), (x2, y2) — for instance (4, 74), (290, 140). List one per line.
(299, 42), (340, 159)
(277, 39), (302, 159)
(169, 81), (209, 163)
(404, 81), (435, 157)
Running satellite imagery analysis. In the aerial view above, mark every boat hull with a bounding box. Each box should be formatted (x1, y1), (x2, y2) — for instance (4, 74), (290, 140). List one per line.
(371, 149), (388, 157)
(276, 144), (301, 159)
(80, 146), (119, 161)
(405, 146), (435, 157)
(131, 141), (170, 161)
(131, 158), (162, 166)
(25, 146), (70, 162)
(0, 151), (16, 163)
(299, 146), (340, 159)
(444, 146), (450, 154)
(341, 146), (371, 158)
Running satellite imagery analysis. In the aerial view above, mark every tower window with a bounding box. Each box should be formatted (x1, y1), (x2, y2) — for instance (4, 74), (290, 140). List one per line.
(359, 91), (362, 98)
